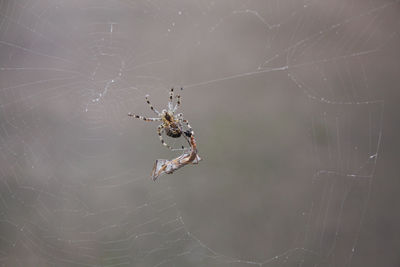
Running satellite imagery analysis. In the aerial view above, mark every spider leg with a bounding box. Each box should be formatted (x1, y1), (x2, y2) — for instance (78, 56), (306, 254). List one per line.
(168, 88), (174, 111)
(145, 94), (160, 115)
(178, 119), (194, 148)
(128, 113), (161, 122)
(169, 88), (174, 101)
(181, 119), (194, 135)
(158, 124), (174, 150)
(173, 94), (181, 112)
(158, 124), (187, 151)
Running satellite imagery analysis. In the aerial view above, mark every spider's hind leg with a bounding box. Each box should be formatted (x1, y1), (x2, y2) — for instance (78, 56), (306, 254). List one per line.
(177, 119), (194, 148)
(158, 124), (174, 150)
(158, 124), (187, 151)
(181, 119), (194, 136)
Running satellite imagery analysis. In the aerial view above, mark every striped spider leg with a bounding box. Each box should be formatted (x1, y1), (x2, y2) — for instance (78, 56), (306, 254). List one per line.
(176, 113), (193, 136)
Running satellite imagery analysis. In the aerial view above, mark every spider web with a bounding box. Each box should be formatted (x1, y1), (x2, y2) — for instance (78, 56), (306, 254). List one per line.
(0, 0), (398, 266)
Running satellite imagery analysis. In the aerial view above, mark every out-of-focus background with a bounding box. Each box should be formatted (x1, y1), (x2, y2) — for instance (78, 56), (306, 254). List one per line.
(0, 0), (399, 266)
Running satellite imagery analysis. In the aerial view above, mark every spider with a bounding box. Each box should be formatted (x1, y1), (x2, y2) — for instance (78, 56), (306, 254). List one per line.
(128, 88), (193, 150)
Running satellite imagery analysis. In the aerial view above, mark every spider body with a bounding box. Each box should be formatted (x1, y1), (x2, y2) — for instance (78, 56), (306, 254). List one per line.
(128, 88), (193, 150)
(161, 110), (182, 138)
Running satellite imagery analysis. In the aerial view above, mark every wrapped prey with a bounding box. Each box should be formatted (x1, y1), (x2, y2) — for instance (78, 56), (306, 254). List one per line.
(151, 133), (201, 181)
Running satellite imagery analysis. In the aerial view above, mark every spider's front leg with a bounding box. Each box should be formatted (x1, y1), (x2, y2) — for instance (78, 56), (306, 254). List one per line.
(168, 88), (175, 111)
(173, 94), (181, 112)
(128, 113), (161, 122)
(173, 88), (183, 112)
(145, 94), (160, 115)
(169, 88), (174, 102)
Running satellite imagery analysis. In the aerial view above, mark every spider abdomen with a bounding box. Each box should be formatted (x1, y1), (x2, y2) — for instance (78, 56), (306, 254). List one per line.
(165, 127), (182, 138)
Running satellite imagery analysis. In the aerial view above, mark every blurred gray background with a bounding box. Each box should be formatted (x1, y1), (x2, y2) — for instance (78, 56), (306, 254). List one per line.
(0, 0), (399, 266)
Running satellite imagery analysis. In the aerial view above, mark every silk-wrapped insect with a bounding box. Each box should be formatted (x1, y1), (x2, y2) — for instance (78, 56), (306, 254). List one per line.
(151, 131), (201, 181)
